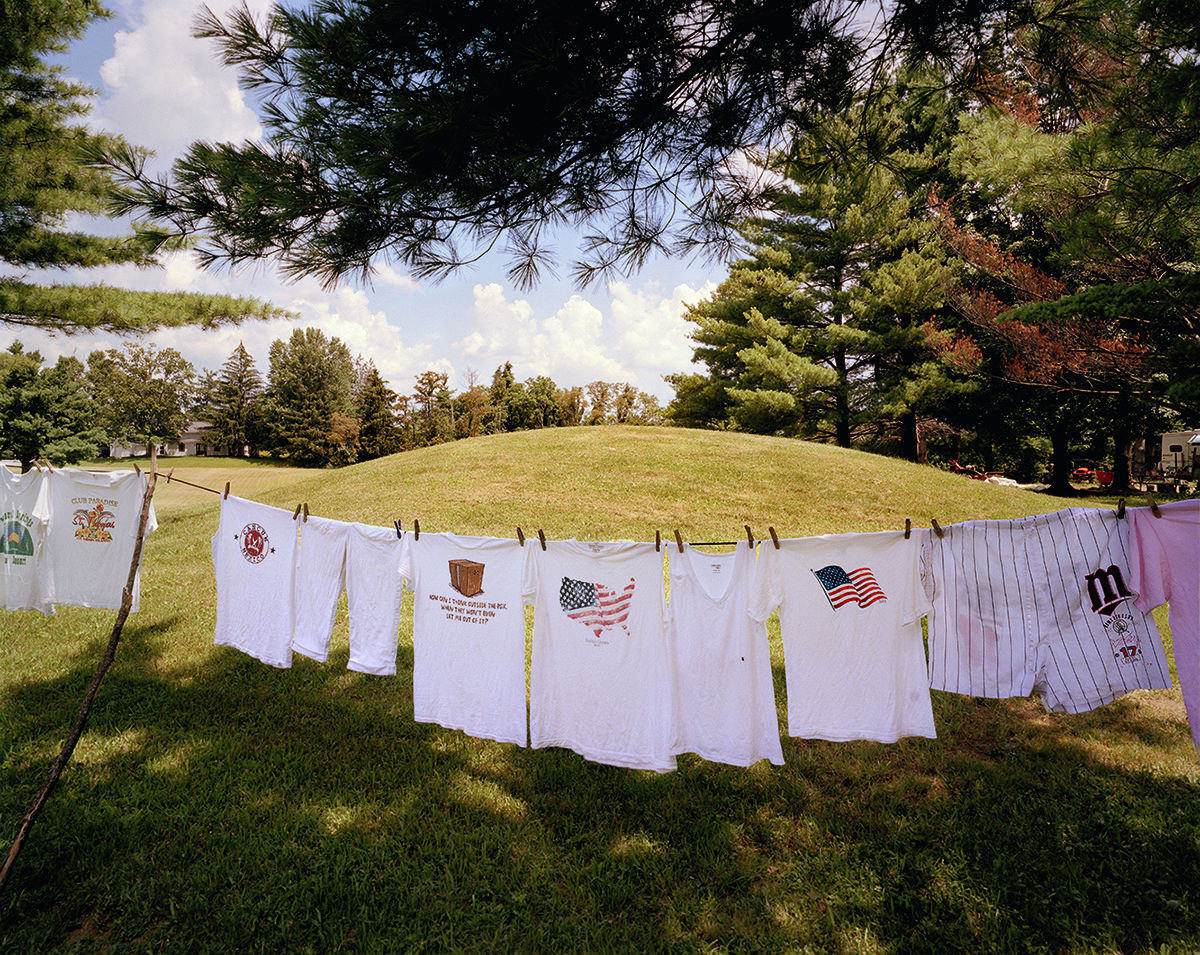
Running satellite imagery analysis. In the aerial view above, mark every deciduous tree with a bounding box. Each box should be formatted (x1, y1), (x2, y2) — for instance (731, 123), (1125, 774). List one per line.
(87, 343), (196, 451)
(0, 343), (101, 470)
(261, 327), (355, 466)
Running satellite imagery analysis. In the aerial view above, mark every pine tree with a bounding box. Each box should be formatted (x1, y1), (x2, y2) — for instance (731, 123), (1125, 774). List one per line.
(356, 364), (400, 460)
(0, 2), (287, 333)
(672, 77), (967, 457)
(261, 328), (356, 466)
(208, 343), (264, 458)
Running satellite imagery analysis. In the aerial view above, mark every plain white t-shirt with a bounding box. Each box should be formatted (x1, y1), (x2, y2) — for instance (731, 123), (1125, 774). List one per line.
(291, 515), (350, 664)
(342, 523), (405, 675)
(668, 541), (784, 766)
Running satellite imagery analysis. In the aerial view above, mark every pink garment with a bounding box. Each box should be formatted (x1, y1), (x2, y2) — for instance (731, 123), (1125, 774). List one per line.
(1129, 499), (1200, 756)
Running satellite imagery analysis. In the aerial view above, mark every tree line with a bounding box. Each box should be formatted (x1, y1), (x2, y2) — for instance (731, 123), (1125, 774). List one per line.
(0, 331), (665, 471)
(663, 46), (1200, 495)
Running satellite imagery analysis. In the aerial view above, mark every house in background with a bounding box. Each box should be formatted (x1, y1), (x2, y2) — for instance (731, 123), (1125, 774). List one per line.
(107, 421), (227, 459)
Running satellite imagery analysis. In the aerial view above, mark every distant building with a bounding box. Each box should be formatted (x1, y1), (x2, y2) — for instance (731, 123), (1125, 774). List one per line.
(108, 421), (231, 459)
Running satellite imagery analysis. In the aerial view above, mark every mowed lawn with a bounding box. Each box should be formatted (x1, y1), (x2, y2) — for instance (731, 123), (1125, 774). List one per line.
(2, 427), (1198, 954)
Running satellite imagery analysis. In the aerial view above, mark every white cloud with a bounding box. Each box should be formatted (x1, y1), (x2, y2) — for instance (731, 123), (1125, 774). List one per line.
(451, 280), (716, 402)
(93, 0), (267, 165)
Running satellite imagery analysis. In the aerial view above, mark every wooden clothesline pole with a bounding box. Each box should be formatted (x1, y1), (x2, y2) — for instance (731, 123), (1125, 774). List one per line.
(0, 448), (160, 894)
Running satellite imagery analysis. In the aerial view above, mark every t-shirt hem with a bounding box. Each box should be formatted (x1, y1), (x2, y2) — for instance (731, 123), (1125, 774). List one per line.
(532, 738), (677, 773)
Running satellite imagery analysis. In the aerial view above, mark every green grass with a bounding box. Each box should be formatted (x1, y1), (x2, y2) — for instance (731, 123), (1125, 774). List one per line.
(3, 427), (1199, 954)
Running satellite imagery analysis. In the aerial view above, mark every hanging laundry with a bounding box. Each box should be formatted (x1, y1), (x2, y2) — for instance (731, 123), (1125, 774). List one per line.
(44, 468), (156, 612)
(400, 532), (529, 746)
(291, 515), (350, 664)
(524, 539), (676, 772)
(211, 495), (298, 668)
(342, 523), (405, 675)
(921, 508), (1172, 713)
(750, 531), (936, 743)
(1127, 499), (1200, 756)
(0, 466), (53, 615)
(668, 541), (784, 766)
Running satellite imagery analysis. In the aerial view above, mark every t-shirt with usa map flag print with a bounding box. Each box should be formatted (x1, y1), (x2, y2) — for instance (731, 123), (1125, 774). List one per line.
(750, 530), (936, 743)
(523, 539), (676, 772)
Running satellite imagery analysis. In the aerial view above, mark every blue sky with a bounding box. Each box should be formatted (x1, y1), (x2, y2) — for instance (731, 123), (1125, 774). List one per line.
(17, 0), (725, 401)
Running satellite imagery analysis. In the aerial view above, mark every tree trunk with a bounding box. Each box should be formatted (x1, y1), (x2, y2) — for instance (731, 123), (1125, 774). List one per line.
(1111, 423), (1133, 492)
(834, 348), (851, 448)
(902, 412), (916, 465)
(1048, 420), (1074, 496)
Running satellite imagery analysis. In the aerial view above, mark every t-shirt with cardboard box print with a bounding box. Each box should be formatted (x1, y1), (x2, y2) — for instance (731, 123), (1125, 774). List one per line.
(750, 531), (936, 743)
(399, 532), (529, 746)
(211, 495), (298, 668)
(523, 540), (676, 772)
(44, 468), (156, 612)
(668, 541), (784, 766)
(0, 466), (53, 615)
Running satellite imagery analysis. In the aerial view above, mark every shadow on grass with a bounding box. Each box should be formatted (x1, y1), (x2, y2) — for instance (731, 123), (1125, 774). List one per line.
(3, 629), (1200, 954)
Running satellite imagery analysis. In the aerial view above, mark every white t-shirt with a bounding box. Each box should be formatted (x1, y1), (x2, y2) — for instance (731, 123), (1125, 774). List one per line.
(750, 531), (936, 743)
(668, 541), (784, 766)
(44, 469), (157, 612)
(211, 495), (299, 668)
(400, 532), (529, 745)
(523, 540), (676, 772)
(343, 523), (405, 675)
(292, 515), (350, 664)
(0, 467), (53, 615)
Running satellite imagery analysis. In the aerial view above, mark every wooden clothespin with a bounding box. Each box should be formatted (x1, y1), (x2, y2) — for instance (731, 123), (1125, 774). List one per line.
(655, 530), (661, 552)
(931, 519), (945, 539)
(745, 525), (755, 548)
(674, 529), (684, 553)
(166, 467), (175, 484)
(134, 462), (140, 476)
(768, 526), (780, 549)
(394, 519), (403, 539)
(537, 529), (547, 551)
(223, 481), (230, 499)
(1116, 498), (1126, 519)
(1146, 492), (1162, 517)
(517, 526), (526, 546)
(293, 503), (304, 520)
(303, 503), (309, 523)
(414, 518), (420, 540)
(904, 518), (912, 539)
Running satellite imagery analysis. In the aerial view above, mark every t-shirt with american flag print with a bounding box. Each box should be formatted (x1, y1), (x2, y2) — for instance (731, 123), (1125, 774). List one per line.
(749, 530), (936, 744)
(523, 538), (675, 772)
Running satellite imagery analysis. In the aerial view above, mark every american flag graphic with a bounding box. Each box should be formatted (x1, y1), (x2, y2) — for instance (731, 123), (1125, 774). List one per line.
(559, 576), (635, 638)
(812, 565), (887, 610)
